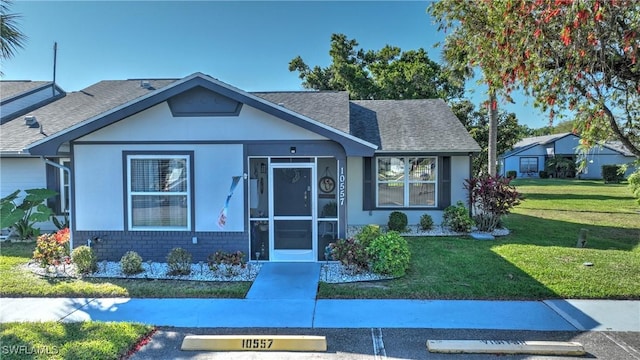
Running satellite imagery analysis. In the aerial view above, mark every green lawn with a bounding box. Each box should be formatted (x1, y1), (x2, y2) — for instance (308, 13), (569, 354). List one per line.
(0, 321), (152, 360)
(1, 179), (638, 300)
(318, 179), (640, 299)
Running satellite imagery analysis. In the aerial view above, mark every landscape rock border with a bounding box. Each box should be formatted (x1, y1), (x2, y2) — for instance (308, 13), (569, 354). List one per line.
(22, 225), (509, 284)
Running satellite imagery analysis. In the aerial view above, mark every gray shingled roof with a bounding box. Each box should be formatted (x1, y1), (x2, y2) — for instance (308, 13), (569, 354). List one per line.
(351, 99), (481, 153)
(2, 76), (478, 155)
(0, 81), (52, 100)
(512, 133), (571, 149)
(252, 91), (350, 133)
(500, 133), (573, 158)
(253, 93), (479, 153)
(0, 79), (178, 153)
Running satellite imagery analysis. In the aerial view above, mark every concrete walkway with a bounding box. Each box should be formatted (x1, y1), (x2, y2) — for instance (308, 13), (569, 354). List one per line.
(246, 262), (320, 300)
(1, 297), (638, 331)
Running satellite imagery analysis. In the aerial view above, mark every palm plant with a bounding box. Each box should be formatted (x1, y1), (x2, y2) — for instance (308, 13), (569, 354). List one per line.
(0, 0), (26, 73)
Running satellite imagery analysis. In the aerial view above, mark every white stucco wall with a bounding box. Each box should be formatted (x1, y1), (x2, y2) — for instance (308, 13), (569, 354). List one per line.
(73, 143), (244, 232)
(450, 156), (471, 205)
(0, 157), (47, 198)
(0, 156), (56, 232)
(73, 100), (331, 232)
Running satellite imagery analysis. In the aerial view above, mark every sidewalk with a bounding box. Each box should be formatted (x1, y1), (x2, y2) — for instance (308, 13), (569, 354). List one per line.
(1, 263), (638, 331)
(1, 297), (638, 331)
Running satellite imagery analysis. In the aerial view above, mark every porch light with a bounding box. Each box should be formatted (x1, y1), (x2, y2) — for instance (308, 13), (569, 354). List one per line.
(290, 147), (296, 154)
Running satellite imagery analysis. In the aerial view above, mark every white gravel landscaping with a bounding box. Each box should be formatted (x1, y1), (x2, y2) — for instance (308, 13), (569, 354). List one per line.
(24, 226), (509, 284)
(24, 261), (393, 283)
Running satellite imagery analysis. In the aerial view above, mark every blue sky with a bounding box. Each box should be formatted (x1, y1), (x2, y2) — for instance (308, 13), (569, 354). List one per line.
(2, 1), (551, 128)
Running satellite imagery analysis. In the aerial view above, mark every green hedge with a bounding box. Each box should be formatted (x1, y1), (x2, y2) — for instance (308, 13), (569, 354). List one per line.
(602, 165), (624, 183)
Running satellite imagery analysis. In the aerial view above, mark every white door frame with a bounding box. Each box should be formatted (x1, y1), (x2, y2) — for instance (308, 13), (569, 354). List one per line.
(269, 162), (316, 262)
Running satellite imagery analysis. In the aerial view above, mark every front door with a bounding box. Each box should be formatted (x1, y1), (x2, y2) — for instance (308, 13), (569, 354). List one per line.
(270, 164), (315, 261)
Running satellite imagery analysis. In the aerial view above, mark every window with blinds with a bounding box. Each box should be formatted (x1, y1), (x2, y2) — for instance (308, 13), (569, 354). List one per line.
(376, 157), (437, 207)
(127, 155), (190, 230)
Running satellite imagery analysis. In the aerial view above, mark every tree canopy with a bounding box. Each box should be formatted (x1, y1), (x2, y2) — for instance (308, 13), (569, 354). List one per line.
(429, 0), (639, 160)
(288, 33), (463, 101)
(451, 100), (532, 175)
(0, 0), (26, 61)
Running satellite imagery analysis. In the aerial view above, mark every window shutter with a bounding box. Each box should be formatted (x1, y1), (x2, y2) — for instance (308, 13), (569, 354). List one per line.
(438, 157), (451, 209)
(362, 157), (373, 210)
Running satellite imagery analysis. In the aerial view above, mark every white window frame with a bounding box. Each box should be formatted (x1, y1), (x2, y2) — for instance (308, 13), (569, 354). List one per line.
(376, 156), (438, 208)
(59, 158), (71, 214)
(126, 154), (191, 231)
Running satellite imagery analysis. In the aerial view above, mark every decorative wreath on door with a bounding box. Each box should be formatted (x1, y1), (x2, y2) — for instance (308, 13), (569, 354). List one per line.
(281, 168), (301, 183)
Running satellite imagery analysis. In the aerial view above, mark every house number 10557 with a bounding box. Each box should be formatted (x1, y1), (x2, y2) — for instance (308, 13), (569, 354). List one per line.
(338, 166), (346, 206)
(241, 339), (273, 349)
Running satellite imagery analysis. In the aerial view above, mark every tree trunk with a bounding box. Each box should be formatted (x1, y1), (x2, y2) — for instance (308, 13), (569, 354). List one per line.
(488, 91), (498, 176)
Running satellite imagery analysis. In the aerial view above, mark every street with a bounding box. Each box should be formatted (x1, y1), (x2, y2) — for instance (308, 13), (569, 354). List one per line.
(131, 327), (640, 360)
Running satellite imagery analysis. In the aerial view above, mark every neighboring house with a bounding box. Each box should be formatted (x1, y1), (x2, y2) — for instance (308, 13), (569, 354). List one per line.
(1, 73), (480, 262)
(499, 132), (636, 179)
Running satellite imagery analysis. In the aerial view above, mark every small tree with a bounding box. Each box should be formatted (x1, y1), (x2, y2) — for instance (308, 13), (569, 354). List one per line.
(1, 189), (57, 240)
(464, 175), (521, 232)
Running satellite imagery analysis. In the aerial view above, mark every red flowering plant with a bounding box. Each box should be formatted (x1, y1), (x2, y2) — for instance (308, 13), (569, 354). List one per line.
(33, 228), (71, 267)
(464, 175), (521, 232)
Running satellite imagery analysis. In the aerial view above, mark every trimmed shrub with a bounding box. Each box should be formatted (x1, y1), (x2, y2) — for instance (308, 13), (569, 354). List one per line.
(120, 251), (143, 275)
(207, 250), (246, 270)
(602, 165), (624, 183)
(506, 170), (517, 179)
(32, 228), (70, 267)
(366, 231), (411, 277)
(166, 247), (192, 276)
(538, 170), (549, 179)
(71, 245), (97, 274)
(355, 224), (381, 249)
(329, 238), (369, 273)
(419, 214), (434, 231)
(387, 211), (408, 232)
(442, 201), (474, 233)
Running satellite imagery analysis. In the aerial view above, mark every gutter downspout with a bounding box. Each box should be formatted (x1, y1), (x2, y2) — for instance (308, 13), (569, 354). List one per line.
(41, 157), (73, 250)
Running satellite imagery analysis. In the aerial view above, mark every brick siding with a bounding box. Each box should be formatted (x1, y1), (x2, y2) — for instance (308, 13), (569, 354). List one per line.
(73, 230), (249, 262)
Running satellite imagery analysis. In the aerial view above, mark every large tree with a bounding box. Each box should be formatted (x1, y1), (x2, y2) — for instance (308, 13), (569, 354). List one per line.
(0, 0), (26, 63)
(430, 0), (640, 164)
(429, 2), (505, 176)
(451, 100), (531, 175)
(288, 33), (463, 101)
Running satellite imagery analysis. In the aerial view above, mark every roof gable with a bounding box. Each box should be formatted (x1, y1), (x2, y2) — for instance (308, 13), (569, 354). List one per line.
(24, 73), (377, 156)
(502, 133), (576, 158)
(168, 86), (242, 116)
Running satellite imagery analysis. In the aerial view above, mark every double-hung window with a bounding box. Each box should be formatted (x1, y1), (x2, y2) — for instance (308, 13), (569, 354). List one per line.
(377, 157), (437, 207)
(127, 154), (191, 230)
